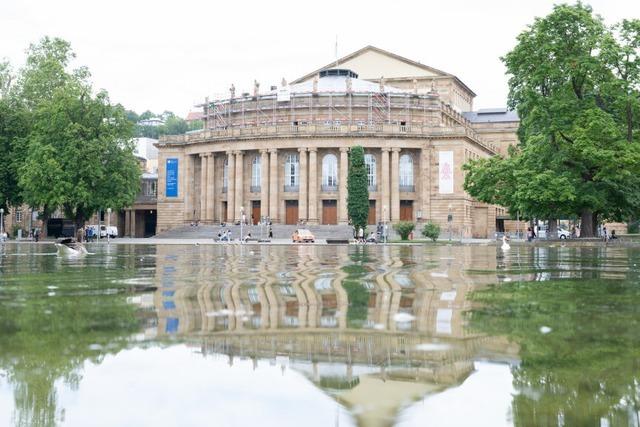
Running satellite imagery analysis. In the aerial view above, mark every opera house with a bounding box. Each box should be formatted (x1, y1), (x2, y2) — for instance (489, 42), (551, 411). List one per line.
(156, 46), (518, 238)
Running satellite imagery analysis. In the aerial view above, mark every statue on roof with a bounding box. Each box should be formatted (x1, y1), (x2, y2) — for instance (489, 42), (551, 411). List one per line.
(254, 80), (260, 97)
(281, 77), (287, 87)
(229, 84), (236, 99)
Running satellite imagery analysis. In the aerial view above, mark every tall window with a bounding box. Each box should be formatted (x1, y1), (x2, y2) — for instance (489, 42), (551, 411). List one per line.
(251, 156), (261, 187)
(399, 154), (414, 186)
(15, 210), (23, 223)
(223, 158), (229, 189)
(364, 154), (376, 187)
(285, 154), (299, 187)
(322, 154), (338, 187)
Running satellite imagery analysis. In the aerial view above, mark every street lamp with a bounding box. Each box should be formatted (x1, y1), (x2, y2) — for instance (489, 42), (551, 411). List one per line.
(240, 206), (245, 244)
(382, 205), (387, 244)
(0, 208), (4, 239)
(447, 204), (453, 242)
(107, 208), (112, 244)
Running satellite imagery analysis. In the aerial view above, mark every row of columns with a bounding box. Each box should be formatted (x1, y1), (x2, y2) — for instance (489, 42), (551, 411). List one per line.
(193, 146), (410, 224)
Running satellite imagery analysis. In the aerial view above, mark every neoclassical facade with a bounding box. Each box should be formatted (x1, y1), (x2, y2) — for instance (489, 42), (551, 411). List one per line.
(157, 46), (519, 237)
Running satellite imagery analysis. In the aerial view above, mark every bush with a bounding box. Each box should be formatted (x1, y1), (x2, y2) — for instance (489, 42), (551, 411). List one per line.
(422, 222), (441, 242)
(393, 221), (415, 240)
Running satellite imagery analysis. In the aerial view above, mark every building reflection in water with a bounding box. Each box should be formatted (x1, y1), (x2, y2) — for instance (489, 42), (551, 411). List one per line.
(150, 244), (521, 425)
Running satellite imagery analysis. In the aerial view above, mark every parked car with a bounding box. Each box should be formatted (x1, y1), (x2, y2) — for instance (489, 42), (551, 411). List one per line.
(557, 227), (571, 239)
(292, 229), (315, 243)
(537, 226), (571, 239)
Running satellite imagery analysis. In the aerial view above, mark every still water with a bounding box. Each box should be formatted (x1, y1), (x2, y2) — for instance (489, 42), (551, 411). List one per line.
(0, 243), (638, 427)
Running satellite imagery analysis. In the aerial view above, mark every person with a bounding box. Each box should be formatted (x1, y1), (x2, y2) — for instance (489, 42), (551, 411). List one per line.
(217, 230), (222, 241)
(34, 228), (40, 242)
(358, 226), (364, 243)
(610, 230), (618, 240)
(244, 232), (251, 243)
(76, 227), (84, 243)
(571, 225), (577, 239)
(268, 225), (273, 239)
(532, 225), (537, 239)
(602, 225), (608, 242)
(527, 227), (533, 242)
(366, 231), (377, 243)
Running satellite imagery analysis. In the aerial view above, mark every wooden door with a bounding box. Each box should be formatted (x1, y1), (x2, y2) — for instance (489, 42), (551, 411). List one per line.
(222, 202), (228, 223)
(368, 200), (376, 225)
(322, 200), (337, 225)
(285, 200), (298, 225)
(400, 200), (413, 221)
(252, 201), (261, 225)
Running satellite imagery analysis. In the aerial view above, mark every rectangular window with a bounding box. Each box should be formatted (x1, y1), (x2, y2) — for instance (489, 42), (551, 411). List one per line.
(15, 210), (23, 223)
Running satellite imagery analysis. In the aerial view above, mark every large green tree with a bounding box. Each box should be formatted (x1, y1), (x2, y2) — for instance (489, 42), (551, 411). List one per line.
(464, 4), (640, 237)
(347, 146), (370, 234)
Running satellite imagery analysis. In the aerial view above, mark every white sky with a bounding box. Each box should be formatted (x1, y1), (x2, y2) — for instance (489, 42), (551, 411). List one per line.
(2, 0), (639, 117)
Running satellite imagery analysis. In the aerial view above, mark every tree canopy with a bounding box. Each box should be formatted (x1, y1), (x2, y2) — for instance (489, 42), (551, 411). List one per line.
(464, 4), (640, 236)
(347, 146), (369, 233)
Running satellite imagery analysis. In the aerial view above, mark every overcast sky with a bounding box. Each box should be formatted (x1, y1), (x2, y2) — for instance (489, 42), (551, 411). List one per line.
(2, 0), (638, 117)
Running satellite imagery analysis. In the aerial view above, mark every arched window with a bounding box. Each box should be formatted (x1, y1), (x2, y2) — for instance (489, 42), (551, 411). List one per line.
(364, 154), (376, 189)
(251, 156), (261, 188)
(285, 153), (299, 188)
(399, 154), (414, 189)
(322, 154), (338, 188)
(223, 158), (229, 190)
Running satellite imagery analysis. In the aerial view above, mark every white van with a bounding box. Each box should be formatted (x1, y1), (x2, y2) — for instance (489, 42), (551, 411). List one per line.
(87, 225), (118, 238)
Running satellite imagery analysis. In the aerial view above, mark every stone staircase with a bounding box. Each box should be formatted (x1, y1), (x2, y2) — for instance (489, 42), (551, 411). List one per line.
(155, 224), (355, 241)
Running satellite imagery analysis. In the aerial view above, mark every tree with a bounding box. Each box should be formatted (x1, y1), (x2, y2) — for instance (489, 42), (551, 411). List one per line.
(422, 222), (441, 242)
(347, 146), (369, 233)
(393, 221), (415, 240)
(464, 4), (640, 237)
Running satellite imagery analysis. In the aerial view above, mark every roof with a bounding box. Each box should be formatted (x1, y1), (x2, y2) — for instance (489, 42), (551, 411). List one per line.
(185, 111), (203, 122)
(291, 45), (476, 97)
(463, 108), (519, 123)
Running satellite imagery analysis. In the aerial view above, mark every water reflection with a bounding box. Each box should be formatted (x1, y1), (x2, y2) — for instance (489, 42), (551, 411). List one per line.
(0, 243), (639, 426)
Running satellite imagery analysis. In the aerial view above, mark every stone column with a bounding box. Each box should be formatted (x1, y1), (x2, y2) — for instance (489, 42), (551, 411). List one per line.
(226, 151), (235, 223)
(298, 147), (308, 222)
(260, 149), (269, 222)
(200, 154), (207, 221)
(130, 209), (136, 237)
(125, 210), (131, 237)
(338, 147), (349, 224)
(234, 150), (244, 223)
(381, 148), (391, 222)
(307, 148), (318, 224)
(206, 153), (215, 222)
(391, 148), (400, 222)
(269, 149), (278, 222)
(420, 147), (430, 222)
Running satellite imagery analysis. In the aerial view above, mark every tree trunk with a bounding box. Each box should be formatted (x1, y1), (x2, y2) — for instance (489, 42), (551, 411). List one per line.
(548, 218), (558, 236)
(41, 205), (50, 238)
(580, 209), (595, 237)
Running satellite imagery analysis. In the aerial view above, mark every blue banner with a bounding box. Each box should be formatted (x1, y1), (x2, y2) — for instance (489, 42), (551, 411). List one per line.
(165, 158), (178, 197)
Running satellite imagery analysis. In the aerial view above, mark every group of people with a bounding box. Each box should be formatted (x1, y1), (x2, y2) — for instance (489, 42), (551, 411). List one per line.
(353, 224), (383, 244)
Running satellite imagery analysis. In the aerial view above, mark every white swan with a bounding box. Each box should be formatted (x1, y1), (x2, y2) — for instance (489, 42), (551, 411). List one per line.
(501, 235), (511, 251)
(55, 238), (88, 257)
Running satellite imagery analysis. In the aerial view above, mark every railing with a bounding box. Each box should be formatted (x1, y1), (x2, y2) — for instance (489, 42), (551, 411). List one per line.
(283, 185), (299, 192)
(250, 185), (261, 193)
(159, 123), (496, 153)
(321, 184), (338, 192)
(399, 185), (415, 192)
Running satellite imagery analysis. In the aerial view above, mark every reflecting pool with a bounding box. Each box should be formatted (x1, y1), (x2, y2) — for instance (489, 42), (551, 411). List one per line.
(0, 243), (639, 426)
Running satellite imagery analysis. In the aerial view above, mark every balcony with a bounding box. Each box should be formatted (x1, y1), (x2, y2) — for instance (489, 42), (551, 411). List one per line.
(321, 184), (338, 192)
(250, 185), (261, 193)
(399, 185), (415, 192)
(283, 185), (299, 192)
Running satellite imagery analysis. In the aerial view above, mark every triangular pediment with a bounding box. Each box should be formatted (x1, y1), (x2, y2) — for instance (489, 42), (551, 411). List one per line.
(292, 45), (451, 84)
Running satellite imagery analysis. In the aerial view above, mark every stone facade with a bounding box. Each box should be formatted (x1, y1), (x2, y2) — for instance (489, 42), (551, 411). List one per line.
(156, 46), (519, 238)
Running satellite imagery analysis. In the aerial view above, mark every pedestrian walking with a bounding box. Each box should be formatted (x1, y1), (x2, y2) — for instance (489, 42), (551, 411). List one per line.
(268, 225), (273, 239)
(358, 227), (364, 243)
(527, 227), (533, 242)
(602, 225), (608, 242)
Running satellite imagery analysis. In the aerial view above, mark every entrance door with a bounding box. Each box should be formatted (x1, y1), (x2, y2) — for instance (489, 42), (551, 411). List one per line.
(285, 200), (298, 225)
(368, 200), (376, 225)
(472, 207), (488, 238)
(400, 200), (413, 221)
(222, 202), (228, 223)
(252, 201), (261, 225)
(322, 200), (337, 225)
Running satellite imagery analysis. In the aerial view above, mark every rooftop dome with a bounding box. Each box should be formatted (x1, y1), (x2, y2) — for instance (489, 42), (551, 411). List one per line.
(272, 69), (408, 95)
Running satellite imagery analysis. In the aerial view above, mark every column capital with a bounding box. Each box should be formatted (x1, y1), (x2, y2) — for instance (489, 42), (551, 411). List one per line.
(199, 153), (207, 158)
(381, 147), (391, 152)
(307, 147), (318, 153)
(339, 146), (350, 153)
(234, 150), (244, 156)
(259, 148), (269, 154)
(226, 150), (235, 156)
(391, 147), (401, 153)
(298, 147), (308, 153)
(268, 148), (278, 154)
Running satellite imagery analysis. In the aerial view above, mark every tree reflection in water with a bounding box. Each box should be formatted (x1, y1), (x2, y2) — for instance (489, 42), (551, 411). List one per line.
(469, 279), (640, 426)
